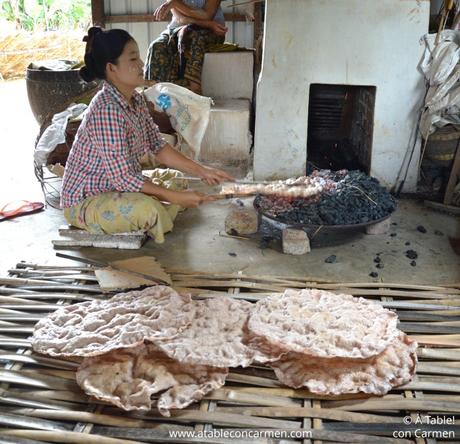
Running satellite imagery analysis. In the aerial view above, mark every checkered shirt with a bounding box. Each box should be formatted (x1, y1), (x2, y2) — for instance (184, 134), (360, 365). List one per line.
(60, 81), (166, 208)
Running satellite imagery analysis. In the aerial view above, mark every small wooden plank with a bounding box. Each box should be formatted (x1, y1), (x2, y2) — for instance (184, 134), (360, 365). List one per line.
(397, 311), (460, 321)
(0, 412), (70, 431)
(417, 347), (460, 360)
(424, 200), (460, 215)
(417, 362), (460, 376)
(399, 322), (460, 334)
(52, 238), (145, 250)
(146, 410), (301, 429)
(0, 369), (79, 391)
(324, 398), (460, 412)
(211, 386), (372, 401)
(92, 425), (406, 444)
(0, 430), (144, 444)
(215, 406), (399, 424)
(7, 408), (162, 429)
(206, 388), (297, 407)
(410, 334), (460, 347)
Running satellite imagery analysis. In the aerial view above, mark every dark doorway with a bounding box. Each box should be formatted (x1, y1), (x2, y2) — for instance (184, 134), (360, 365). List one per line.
(307, 84), (376, 172)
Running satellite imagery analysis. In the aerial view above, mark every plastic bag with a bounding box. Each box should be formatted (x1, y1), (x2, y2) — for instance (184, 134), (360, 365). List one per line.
(34, 103), (87, 165)
(143, 83), (212, 158)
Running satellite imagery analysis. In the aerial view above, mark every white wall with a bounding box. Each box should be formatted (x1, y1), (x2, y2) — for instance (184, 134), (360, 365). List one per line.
(253, 0), (430, 191)
(104, 0), (255, 61)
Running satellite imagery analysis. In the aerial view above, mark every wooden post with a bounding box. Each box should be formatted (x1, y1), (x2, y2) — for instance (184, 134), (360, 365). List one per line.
(253, 2), (264, 84)
(91, 0), (106, 27)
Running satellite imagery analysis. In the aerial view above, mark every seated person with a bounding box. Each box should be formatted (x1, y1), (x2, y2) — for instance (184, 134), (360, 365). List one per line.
(144, 0), (227, 94)
(61, 27), (232, 243)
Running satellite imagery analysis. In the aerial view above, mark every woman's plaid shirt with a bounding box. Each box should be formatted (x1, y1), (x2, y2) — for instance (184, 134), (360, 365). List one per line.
(60, 81), (166, 208)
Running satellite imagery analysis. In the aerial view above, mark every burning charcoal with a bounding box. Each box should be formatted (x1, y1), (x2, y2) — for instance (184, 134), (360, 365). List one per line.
(416, 225), (427, 233)
(410, 261), (416, 267)
(405, 250), (418, 260)
(256, 170), (396, 227)
(325, 255), (337, 264)
(434, 230), (444, 236)
(369, 272), (378, 278)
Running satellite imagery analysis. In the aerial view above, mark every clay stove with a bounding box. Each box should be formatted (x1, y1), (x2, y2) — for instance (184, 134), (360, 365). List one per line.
(253, 0), (430, 191)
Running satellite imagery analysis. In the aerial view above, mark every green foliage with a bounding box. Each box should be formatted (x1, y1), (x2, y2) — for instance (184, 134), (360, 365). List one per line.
(0, 0), (91, 31)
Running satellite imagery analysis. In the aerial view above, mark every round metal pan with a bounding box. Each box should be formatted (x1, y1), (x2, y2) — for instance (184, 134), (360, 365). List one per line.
(253, 195), (394, 233)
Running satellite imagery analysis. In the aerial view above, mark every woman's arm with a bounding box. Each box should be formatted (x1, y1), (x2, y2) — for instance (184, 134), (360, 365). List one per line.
(171, 8), (227, 35)
(140, 143), (233, 207)
(141, 180), (214, 208)
(154, 0), (221, 21)
(155, 143), (233, 185)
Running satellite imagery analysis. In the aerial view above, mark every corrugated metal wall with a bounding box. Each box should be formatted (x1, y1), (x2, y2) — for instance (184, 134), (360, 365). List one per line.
(104, 0), (255, 63)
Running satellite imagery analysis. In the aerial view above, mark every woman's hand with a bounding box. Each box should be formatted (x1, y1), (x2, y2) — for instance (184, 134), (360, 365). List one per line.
(197, 165), (234, 185)
(154, 0), (174, 21)
(208, 20), (227, 36)
(170, 190), (216, 208)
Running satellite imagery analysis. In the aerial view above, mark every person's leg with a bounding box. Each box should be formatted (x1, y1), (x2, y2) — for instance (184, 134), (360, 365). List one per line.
(63, 192), (178, 243)
(144, 31), (176, 82)
(178, 28), (212, 94)
(180, 29), (226, 94)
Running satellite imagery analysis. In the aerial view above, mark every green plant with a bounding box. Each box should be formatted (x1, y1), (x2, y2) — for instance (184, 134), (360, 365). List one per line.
(0, 0), (91, 31)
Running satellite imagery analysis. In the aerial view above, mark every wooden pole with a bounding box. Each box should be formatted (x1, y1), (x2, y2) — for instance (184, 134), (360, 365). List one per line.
(91, 0), (105, 27)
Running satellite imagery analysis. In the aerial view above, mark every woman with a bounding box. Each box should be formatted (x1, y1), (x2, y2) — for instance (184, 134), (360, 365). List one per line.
(144, 0), (227, 94)
(61, 27), (232, 243)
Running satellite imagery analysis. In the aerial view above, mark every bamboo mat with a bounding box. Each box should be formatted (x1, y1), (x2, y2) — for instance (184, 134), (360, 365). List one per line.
(0, 262), (459, 443)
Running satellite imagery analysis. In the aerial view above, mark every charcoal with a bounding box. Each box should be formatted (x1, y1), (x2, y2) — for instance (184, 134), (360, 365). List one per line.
(257, 170), (396, 226)
(228, 252), (237, 257)
(325, 255), (337, 264)
(369, 272), (378, 278)
(376, 263), (384, 269)
(416, 225), (427, 233)
(390, 233), (397, 237)
(405, 250), (418, 260)
(410, 261), (417, 267)
(405, 241), (411, 246)
(374, 257), (381, 263)
(434, 230), (444, 236)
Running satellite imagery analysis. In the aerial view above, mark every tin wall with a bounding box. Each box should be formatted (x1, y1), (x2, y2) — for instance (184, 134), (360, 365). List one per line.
(104, 0), (255, 62)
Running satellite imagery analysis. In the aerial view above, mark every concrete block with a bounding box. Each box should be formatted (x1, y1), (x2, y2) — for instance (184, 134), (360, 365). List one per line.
(282, 228), (311, 255)
(202, 51), (254, 100)
(200, 99), (252, 167)
(225, 202), (258, 235)
(365, 218), (391, 235)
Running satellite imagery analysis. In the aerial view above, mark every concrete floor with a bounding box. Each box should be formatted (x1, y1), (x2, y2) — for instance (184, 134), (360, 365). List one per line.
(0, 79), (459, 284)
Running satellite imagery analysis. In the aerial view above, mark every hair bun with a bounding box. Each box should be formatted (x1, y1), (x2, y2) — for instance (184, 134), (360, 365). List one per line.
(79, 65), (96, 82)
(83, 26), (103, 53)
(79, 52), (97, 82)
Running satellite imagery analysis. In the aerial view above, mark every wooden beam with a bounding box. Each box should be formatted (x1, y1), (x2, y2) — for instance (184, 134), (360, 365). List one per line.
(91, 0), (105, 27)
(105, 12), (251, 24)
